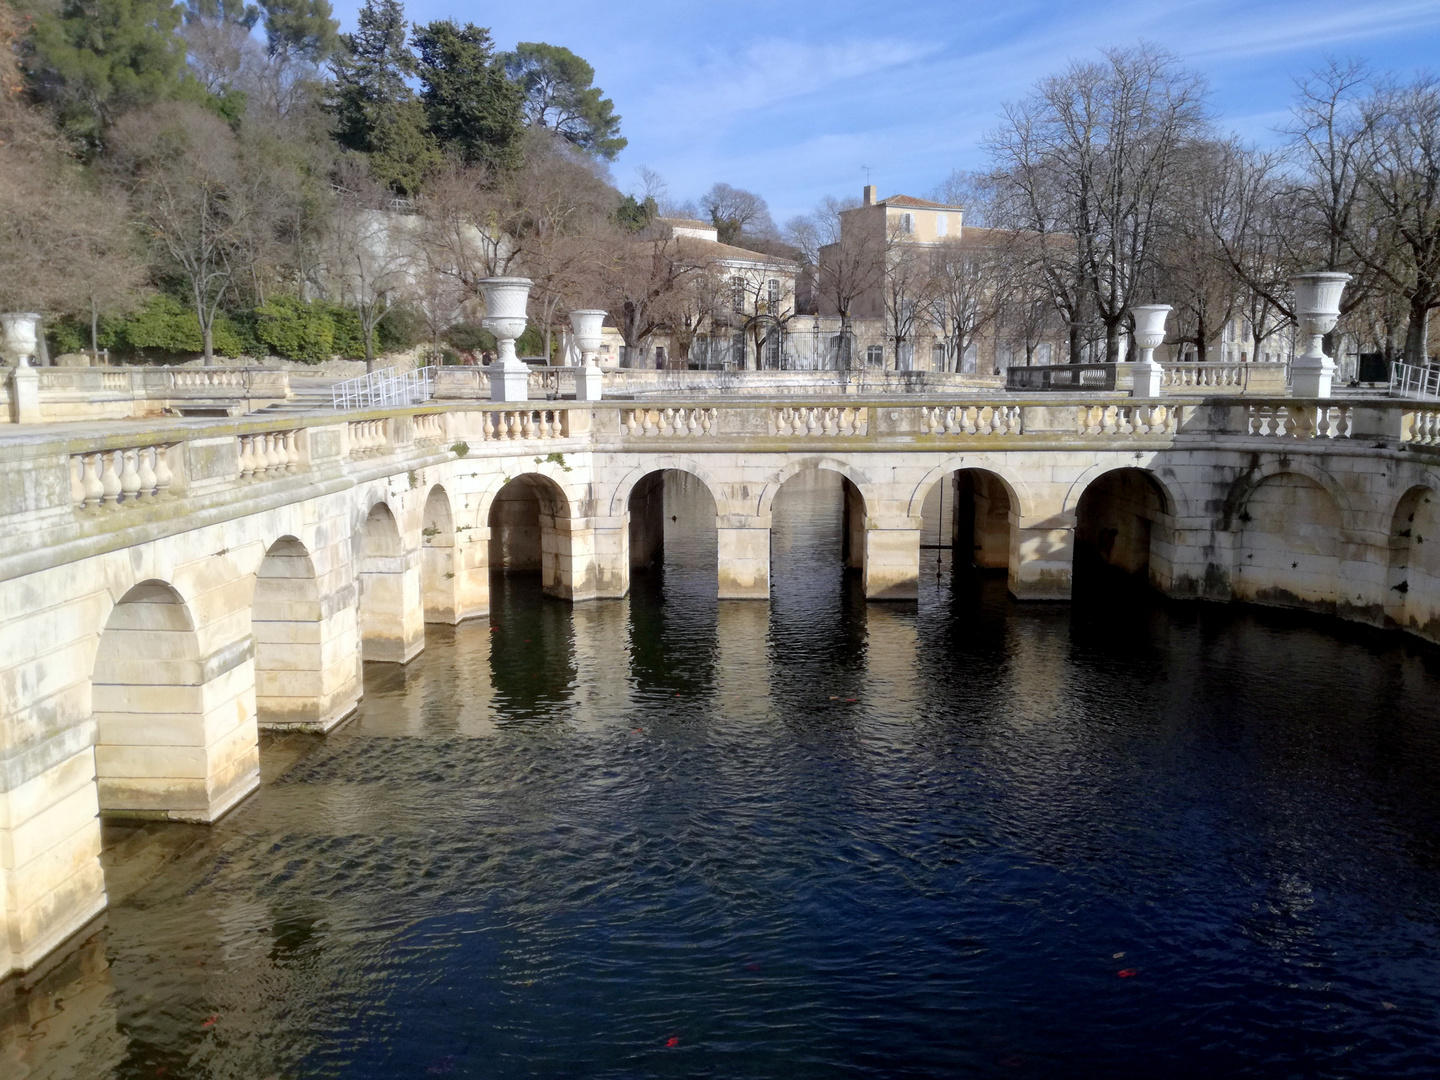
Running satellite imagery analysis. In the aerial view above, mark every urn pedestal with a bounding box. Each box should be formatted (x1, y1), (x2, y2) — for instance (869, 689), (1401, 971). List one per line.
(1289, 271), (1351, 398)
(481, 278), (533, 403)
(569, 309), (606, 402)
(1130, 304), (1171, 399)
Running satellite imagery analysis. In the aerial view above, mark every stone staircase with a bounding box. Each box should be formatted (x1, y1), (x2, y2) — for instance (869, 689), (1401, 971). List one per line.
(250, 377), (342, 415)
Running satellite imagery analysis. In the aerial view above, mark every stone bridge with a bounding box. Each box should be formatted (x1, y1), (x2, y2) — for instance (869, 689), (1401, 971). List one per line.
(4, 392), (1440, 980)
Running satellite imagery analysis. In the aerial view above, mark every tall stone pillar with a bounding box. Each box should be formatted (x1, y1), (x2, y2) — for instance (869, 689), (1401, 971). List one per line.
(1009, 523), (1074, 599)
(864, 518), (921, 600)
(589, 514), (630, 599)
(360, 545), (425, 663)
(717, 520), (770, 599)
(543, 513), (624, 602)
(453, 526), (490, 620)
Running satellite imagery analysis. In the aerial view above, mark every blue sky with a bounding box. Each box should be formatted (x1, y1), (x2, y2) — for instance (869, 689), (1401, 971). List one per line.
(330, 0), (1440, 222)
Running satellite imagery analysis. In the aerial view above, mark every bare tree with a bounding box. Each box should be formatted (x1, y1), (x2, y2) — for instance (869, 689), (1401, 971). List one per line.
(795, 195), (886, 367)
(881, 226), (933, 370)
(930, 232), (1009, 372)
(599, 228), (703, 366)
(700, 182), (776, 245)
(323, 172), (415, 370)
(987, 44), (1210, 361)
(109, 103), (258, 364)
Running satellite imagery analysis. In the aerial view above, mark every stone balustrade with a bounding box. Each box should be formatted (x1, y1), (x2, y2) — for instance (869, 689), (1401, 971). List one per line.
(69, 443), (177, 509)
(15, 365), (291, 423)
(479, 408), (569, 441)
(238, 429), (302, 479)
(1161, 362), (1288, 394)
(919, 404), (1019, 435)
(770, 405), (868, 436)
(348, 418), (391, 457)
(623, 406), (718, 437)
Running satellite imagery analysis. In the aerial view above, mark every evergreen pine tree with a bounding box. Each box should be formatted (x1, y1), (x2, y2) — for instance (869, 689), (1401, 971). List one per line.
(412, 20), (524, 173)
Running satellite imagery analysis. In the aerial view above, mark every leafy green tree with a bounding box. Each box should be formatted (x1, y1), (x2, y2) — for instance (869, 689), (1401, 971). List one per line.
(501, 42), (625, 160)
(24, 0), (197, 150)
(260, 0), (339, 61)
(614, 193), (656, 232)
(412, 20), (523, 172)
(327, 0), (438, 194)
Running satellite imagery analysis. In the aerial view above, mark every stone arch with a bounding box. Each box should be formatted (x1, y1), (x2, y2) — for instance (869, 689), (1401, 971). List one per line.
(1072, 467), (1177, 590)
(1386, 484), (1440, 630)
(1222, 458), (1353, 533)
(607, 459), (727, 519)
(1232, 471), (1345, 611)
(92, 579), (258, 821)
(488, 472), (574, 595)
(906, 458), (1030, 521)
(421, 484), (459, 624)
(253, 536), (359, 731)
(358, 501), (423, 663)
(624, 468), (720, 579)
(913, 467), (1021, 578)
(755, 457), (875, 522)
(1061, 461), (1180, 523)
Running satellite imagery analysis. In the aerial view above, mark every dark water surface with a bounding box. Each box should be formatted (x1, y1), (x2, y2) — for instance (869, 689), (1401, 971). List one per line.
(8, 471), (1440, 1079)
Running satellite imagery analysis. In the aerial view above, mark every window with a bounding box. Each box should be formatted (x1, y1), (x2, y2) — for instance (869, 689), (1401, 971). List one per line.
(935, 213), (948, 238)
(767, 278), (780, 310)
(899, 213), (915, 235)
(731, 276), (745, 313)
(865, 344), (884, 366)
(731, 333), (746, 368)
(1036, 343), (1052, 365)
(932, 342), (947, 369)
(765, 330), (781, 368)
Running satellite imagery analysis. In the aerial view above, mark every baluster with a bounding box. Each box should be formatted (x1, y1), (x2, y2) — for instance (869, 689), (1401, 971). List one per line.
(960, 407), (976, 435)
(99, 451), (122, 506)
(118, 449), (141, 503)
(69, 456), (86, 509)
(239, 435), (257, 477)
(256, 434), (273, 476)
(267, 432), (284, 472)
(661, 408), (675, 435)
(154, 445), (174, 496)
(81, 453), (105, 509)
(773, 408), (788, 436)
(819, 408), (835, 436)
(136, 446), (158, 497)
(624, 410), (639, 437)
(703, 409), (717, 434)
(285, 431), (300, 471)
(804, 408), (819, 436)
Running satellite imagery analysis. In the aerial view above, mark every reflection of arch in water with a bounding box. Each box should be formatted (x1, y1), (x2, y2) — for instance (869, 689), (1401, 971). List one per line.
(1073, 468), (1176, 590)
(488, 473), (572, 595)
(254, 535), (358, 730)
(93, 579), (258, 821)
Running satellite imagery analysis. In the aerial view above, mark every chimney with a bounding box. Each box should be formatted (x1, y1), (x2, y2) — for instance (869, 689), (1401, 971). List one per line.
(863, 184), (877, 206)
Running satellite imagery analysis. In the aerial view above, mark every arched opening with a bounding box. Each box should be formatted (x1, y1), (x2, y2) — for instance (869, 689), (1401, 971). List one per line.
(919, 469), (1015, 580)
(1073, 468), (1174, 592)
(1233, 472), (1342, 610)
(93, 580), (257, 821)
(1387, 485), (1440, 630)
(627, 470), (719, 597)
(770, 469), (865, 600)
(421, 485), (458, 624)
(254, 536), (358, 731)
(487, 473), (570, 596)
(359, 501), (422, 663)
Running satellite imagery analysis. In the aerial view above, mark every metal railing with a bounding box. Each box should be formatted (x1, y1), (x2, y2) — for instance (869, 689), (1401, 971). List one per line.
(331, 366), (435, 410)
(1390, 361), (1440, 401)
(1006, 363), (1117, 391)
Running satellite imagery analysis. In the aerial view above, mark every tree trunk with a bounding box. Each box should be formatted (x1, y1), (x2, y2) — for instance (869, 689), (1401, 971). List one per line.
(1104, 320), (1122, 364)
(90, 297), (100, 360)
(202, 324), (215, 366)
(1404, 301), (1430, 365)
(363, 322), (376, 373)
(1068, 322), (1083, 364)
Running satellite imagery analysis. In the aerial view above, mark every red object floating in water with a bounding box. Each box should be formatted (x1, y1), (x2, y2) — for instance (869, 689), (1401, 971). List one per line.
(1118, 969), (1138, 978)
(666, 1037), (679, 1048)
(201, 1015), (218, 1028)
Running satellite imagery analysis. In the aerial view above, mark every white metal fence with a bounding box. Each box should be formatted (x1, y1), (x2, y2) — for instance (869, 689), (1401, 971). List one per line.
(1390, 361), (1440, 401)
(331, 366), (435, 410)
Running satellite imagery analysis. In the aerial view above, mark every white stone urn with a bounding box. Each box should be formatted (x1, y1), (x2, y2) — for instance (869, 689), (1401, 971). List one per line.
(1, 312), (41, 368)
(480, 277), (533, 402)
(1129, 304), (1171, 398)
(1290, 271), (1351, 398)
(568, 308), (606, 402)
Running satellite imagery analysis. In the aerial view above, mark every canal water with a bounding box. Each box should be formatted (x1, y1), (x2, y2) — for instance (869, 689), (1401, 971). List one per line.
(8, 471), (1440, 1078)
